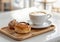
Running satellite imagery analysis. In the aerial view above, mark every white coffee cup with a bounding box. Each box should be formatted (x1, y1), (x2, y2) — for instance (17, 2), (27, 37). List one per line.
(29, 11), (51, 25)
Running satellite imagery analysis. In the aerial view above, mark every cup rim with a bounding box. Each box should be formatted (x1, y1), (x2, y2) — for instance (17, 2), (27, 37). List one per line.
(29, 11), (46, 16)
(29, 11), (47, 16)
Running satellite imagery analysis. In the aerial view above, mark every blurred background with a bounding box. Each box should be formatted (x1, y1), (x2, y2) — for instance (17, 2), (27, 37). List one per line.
(0, 0), (60, 13)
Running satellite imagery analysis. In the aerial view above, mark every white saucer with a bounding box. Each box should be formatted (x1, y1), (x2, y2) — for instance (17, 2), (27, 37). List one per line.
(28, 20), (52, 28)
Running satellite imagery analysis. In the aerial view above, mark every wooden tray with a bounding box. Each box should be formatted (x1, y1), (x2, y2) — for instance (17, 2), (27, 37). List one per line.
(0, 25), (55, 41)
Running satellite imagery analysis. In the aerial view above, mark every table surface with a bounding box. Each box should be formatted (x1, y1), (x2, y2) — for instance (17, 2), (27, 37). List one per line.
(0, 7), (60, 42)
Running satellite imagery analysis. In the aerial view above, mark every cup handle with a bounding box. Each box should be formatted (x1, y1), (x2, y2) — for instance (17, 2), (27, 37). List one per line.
(47, 14), (51, 19)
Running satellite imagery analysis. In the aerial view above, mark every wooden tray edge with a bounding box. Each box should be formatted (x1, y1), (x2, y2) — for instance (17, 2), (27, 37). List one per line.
(0, 25), (55, 41)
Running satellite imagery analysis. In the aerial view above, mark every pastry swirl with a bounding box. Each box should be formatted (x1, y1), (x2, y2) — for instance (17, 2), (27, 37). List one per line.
(8, 20), (31, 33)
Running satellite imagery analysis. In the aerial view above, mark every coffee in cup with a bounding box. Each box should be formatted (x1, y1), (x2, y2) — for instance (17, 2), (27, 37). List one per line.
(29, 11), (51, 25)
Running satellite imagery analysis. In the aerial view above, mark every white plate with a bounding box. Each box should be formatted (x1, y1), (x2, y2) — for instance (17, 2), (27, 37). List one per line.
(28, 20), (52, 28)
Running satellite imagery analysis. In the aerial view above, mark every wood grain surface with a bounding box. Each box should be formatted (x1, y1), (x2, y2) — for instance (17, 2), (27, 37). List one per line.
(0, 25), (55, 41)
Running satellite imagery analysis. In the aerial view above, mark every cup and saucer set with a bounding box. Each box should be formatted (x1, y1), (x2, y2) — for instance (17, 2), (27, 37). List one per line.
(28, 11), (52, 28)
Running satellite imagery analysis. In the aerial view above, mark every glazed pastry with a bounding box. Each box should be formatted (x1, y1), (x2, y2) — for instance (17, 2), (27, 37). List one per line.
(20, 22), (30, 25)
(8, 20), (18, 30)
(14, 22), (31, 33)
(8, 20), (31, 33)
